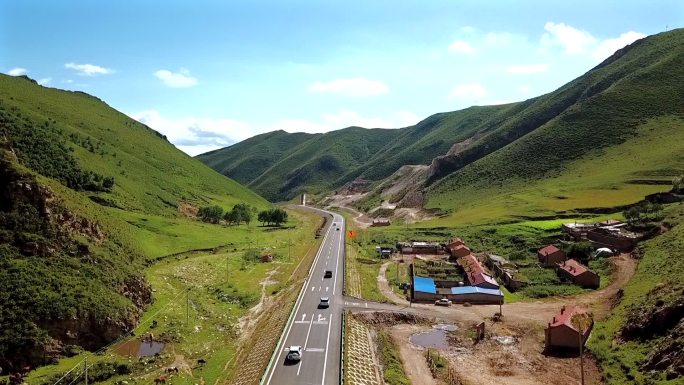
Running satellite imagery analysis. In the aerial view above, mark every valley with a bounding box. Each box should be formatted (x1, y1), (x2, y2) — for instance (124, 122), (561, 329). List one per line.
(1, 21), (683, 385)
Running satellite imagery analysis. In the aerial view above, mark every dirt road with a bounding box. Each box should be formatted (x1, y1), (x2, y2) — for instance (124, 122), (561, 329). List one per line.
(370, 254), (636, 385)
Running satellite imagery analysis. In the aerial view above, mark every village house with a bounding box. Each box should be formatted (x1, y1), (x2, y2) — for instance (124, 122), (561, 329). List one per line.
(449, 244), (472, 259)
(371, 218), (391, 227)
(562, 219), (643, 251)
(556, 259), (600, 288)
(459, 254), (500, 289)
(444, 238), (465, 249)
(397, 241), (442, 254)
(411, 275), (503, 304)
(537, 244), (566, 267)
(545, 306), (594, 351)
(486, 254), (527, 291)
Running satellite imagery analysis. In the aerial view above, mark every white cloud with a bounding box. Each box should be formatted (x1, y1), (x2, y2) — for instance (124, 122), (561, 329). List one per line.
(460, 26), (476, 34)
(484, 32), (515, 46)
(592, 31), (646, 61)
(154, 68), (198, 88)
(7, 67), (27, 76)
(448, 83), (487, 100)
(518, 85), (531, 94)
(65, 62), (113, 76)
(448, 40), (475, 54)
(37, 77), (52, 85)
(505, 63), (550, 75)
(308, 78), (389, 97)
(129, 110), (246, 155)
(541, 22), (596, 54)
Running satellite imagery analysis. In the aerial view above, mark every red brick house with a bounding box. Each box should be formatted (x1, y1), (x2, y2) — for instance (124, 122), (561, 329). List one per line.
(557, 259), (600, 288)
(449, 244), (471, 259)
(445, 238), (465, 249)
(459, 254), (499, 289)
(537, 245), (566, 267)
(545, 306), (593, 351)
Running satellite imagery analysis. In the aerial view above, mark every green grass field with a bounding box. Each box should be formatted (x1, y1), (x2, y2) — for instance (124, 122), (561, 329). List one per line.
(24, 208), (321, 385)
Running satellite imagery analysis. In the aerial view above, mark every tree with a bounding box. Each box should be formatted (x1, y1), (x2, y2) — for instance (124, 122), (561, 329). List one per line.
(570, 312), (594, 385)
(673, 174), (684, 194)
(223, 203), (253, 226)
(257, 208), (289, 227)
(623, 202), (664, 226)
(257, 210), (269, 226)
(564, 241), (594, 263)
(223, 209), (240, 225)
(198, 205), (223, 224)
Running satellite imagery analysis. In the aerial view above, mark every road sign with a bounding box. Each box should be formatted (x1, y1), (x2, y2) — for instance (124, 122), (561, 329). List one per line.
(348, 230), (355, 239)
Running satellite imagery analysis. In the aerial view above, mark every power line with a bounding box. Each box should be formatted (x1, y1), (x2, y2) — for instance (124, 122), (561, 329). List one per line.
(50, 287), (187, 385)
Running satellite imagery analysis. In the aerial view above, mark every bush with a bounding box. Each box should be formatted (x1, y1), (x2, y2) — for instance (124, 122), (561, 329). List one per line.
(198, 205), (223, 223)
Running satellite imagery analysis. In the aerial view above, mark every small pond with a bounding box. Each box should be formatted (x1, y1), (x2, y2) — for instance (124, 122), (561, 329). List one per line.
(409, 324), (457, 349)
(114, 340), (165, 357)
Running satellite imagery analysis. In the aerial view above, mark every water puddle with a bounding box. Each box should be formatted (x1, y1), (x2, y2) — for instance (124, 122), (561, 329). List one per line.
(492, 336), (516, 345)
(409, 324), (457, 349)
(113, 340), (165, 357)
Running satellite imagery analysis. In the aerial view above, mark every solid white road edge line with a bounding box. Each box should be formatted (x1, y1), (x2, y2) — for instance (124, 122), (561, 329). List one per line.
(321, 313), (333, 385)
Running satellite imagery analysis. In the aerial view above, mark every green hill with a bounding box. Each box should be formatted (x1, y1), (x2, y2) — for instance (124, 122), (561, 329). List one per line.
(199, 29), (684, 217)
(0, 74), (269, 370)
(425, 28), (684, 221)
(197, 106), (515, 201)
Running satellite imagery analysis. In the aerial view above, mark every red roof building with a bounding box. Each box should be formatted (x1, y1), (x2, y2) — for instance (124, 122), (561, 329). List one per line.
(459, 254), (499, 289)
(537, 244), (566, 267)
(557, 259), (600, 288)
(545, 306), (593, 350)
(445, 238), (465, 248)
(449, 244), (471, 258)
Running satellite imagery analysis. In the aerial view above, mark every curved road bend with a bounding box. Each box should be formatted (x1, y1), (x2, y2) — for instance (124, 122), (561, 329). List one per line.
(264, 208), (345, 385)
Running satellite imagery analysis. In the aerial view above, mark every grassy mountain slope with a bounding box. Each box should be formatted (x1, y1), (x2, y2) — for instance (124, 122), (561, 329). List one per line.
(0, 74), (269, 370)
(197, 106), (520, 201)
(197, 130), (315, 186)
(201, 30), (683, 215)
(426, 29), (684, 221)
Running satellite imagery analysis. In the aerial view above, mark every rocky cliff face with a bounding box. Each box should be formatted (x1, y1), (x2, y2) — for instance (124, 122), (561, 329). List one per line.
(620, 288), (684, 380)
(0, 151), (151, 371)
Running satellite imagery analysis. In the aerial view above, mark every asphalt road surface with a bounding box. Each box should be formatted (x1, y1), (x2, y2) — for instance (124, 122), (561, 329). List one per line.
(264, 209), (345, 385)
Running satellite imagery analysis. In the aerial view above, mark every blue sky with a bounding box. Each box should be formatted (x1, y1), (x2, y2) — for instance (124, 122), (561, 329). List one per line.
(2, 0), (682, 155)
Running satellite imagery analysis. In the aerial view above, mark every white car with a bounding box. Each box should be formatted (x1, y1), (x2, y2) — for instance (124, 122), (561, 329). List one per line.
(319, 296), (330, 308)
(435, 298), (452, 307)
(286, 346), (302, 362)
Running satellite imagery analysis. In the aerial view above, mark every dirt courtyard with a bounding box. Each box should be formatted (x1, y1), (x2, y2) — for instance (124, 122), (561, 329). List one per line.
(390, 321), (603, 385)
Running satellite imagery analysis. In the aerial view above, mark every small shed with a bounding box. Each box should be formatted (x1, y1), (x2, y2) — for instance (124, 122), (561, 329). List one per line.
(557, 259), (600, 288)
(448, 286), (504, 304)
(260, 254), (274, 263)
(545, 306), (593, 351)
(538, 245), (566, 267)
(412, 275), (436, 301)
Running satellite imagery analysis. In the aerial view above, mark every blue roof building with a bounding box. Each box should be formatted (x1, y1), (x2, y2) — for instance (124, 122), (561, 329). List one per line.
(413, 275), (436, 294)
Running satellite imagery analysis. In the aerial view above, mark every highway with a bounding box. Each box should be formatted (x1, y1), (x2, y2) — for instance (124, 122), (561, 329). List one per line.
(264, 209), (345, 385)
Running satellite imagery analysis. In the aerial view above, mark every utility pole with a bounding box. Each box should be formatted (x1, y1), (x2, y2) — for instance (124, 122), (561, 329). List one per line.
(579, 330), (585, 385)
(186, 287), (190, 326)
(84, 357), (88, 385)
(288, 227), (291, 262)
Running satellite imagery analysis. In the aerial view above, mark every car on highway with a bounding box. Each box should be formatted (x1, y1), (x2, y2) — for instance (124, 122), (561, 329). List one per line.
(336, 227), (340, 231)
(435, 298), (452, 307)
(324, 270), (333, 278)
(319, 296), (330, 308)
(286, 346), (302, 362)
